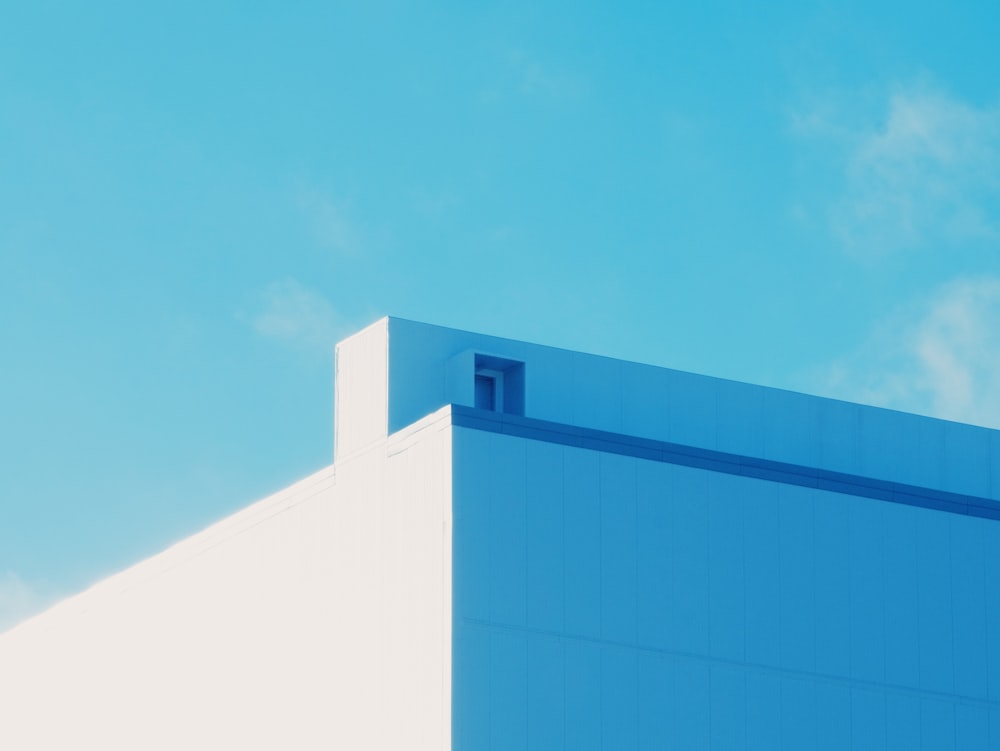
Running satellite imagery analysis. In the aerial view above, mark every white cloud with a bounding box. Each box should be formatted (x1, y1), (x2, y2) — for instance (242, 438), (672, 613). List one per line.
(249, 279), (347, 355)
(795, 84), (1000, 255)
(818, 276), (1000, 428)
(0, 572), (58, 633)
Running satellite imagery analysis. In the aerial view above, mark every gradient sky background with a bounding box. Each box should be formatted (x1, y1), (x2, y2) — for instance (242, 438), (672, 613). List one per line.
(2, 1), (999, 630)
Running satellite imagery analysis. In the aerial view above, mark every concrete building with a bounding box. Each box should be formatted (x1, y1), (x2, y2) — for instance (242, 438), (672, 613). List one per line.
(2, 317), (1000, 749)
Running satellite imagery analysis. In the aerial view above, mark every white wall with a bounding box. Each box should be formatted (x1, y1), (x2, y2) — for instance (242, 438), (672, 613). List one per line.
(0, 411), (453, 751)
(335, 317), (389, 460)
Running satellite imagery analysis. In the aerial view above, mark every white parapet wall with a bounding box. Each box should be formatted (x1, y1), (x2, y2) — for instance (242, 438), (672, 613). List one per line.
(334, 317), (389, 460)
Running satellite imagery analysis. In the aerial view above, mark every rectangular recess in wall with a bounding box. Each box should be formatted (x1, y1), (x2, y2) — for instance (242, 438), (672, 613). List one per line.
(475, 354), (525, 416)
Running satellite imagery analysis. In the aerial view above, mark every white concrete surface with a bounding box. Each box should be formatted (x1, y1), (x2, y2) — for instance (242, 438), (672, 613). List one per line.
(0, 409), (452, 750)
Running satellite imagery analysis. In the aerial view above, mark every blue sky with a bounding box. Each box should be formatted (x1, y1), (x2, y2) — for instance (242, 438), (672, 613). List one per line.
(2, 1), (999, 629)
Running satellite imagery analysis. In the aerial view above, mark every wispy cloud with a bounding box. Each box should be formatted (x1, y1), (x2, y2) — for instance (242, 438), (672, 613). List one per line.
(0, 571), (58, 633)
(411, 187), (460, 222)
(247, 278), (347, 355)
(298, 189), (364, 256)
(816, 276), (1000, 427)
(509, 49), (586, 100)
(480, 49), (587, 104)
(794, 83), (1000, 255)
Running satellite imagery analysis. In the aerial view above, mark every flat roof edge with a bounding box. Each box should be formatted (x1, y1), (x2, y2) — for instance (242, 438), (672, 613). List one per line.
(448, 405), (1000, 522)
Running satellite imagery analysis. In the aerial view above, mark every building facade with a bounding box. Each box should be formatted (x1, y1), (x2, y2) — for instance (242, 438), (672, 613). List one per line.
(2, 317), (1000, 748)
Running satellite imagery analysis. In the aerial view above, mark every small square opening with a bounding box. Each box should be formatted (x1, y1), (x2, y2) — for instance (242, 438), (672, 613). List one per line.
(473, 355), (524, 415)
(475, 374), (497, 411)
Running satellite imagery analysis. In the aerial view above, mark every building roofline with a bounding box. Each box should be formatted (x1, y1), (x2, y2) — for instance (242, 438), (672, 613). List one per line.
(445, 404), (1000, 522)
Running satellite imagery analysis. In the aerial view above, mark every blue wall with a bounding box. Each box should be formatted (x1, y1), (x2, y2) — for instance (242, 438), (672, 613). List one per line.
(387, 318), (1000, 501)
(451, 425), (1000, 750)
